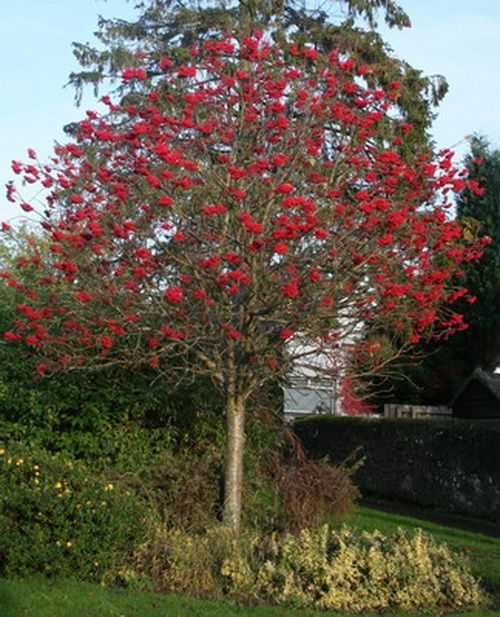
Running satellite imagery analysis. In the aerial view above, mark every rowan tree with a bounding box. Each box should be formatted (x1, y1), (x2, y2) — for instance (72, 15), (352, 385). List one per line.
(4, 33), (485, 530)
(371, 137), (497, 405)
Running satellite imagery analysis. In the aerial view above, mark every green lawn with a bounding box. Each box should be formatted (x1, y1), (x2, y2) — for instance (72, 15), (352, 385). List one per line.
(1, 506), (500, 617)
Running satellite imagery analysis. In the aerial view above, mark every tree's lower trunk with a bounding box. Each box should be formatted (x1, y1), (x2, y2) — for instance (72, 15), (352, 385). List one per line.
(223, 393), (245, 533)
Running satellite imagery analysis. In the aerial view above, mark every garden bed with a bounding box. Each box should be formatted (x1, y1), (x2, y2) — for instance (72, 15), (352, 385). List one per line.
(2, 505), (499, 616)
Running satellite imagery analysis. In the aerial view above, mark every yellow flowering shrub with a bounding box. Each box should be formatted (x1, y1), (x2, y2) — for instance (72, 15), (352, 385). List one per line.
(0, 442), (147, 580)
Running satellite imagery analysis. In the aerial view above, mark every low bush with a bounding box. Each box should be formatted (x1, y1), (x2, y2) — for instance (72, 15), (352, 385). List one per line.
(121, 449), (223, 532)
(131, 524), (487, 612)
(113, 412), (288, 534)
(276, 460), (359, 532)
(118, 445), (358, 536)
(0, 408), (360, 590)
(130, 526), (240, 597)
(241, 419), (359, 533)
(143, 418), (358, 534)
(0, 442), (148, 581)
(240, 526), (486, 612)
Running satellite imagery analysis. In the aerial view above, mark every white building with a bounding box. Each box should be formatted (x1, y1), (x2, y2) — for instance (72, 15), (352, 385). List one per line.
(282, 337), (350, 422)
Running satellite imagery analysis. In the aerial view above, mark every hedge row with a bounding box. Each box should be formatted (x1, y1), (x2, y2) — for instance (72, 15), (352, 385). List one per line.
(294, 417), (500, 519)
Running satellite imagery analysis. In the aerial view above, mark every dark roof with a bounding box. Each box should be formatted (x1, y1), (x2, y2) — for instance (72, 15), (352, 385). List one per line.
(450, 368), (500, 406)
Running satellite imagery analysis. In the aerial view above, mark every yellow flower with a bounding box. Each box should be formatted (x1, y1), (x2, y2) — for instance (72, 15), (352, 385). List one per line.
(54, 482), (62, 489)
(66, 541), (72, 548)
(15, 458), (24, 466)
(104, 483), (114, 492)
(0, 448), (5, 456)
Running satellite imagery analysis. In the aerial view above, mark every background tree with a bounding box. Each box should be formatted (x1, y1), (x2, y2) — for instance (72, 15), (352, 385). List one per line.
(4, 34), (482, 531)
(69, 0), (446, 151)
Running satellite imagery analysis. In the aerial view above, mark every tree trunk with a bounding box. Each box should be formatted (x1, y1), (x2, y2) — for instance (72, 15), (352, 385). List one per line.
(223, 391), (246, 533)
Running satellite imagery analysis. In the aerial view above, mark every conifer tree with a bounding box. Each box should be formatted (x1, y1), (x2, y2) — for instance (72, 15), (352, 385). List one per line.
(454, 137), (500, 372)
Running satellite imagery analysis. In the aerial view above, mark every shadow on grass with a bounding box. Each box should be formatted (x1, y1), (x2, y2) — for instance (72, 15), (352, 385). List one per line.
(361, 497), (500, 538)
(0, 580), (18, 615)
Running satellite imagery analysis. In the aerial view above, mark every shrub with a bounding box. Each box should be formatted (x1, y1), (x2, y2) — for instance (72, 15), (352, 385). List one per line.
(121, 449), (223, 532)
(121, 411), (287, 534)
(131, 526), (242, 597)
(238, 526), (487, 612)
(0, 442), (147, 581)
(241, 416), (287, 533)
(0, 419), (178, 473)
(0, 410), (286, 539)
(122, 443), (358, 536)
(276, 460), (359, 532)
(131, 524), (487, 612)
(242, 473), (285, 533)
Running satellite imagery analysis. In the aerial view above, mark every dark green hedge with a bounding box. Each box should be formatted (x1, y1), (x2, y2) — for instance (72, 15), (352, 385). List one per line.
(294, 417), (500, 519)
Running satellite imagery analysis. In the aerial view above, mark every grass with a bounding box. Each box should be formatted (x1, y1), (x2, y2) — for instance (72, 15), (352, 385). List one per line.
(1, 505), (500, 617)
(0, 578), (317, 617)
(1, 577), (490, 617)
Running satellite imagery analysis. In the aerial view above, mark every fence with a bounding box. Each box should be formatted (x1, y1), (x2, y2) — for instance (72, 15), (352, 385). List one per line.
(383, 404), (452, 419)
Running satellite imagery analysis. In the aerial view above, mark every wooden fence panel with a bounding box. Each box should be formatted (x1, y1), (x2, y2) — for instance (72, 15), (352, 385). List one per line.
(383, 404), (452, 419)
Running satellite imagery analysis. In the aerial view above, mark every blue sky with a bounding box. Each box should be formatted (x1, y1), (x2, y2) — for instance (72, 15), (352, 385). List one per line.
(379, 0), (500, 155)
(1, 0), (499, 207)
